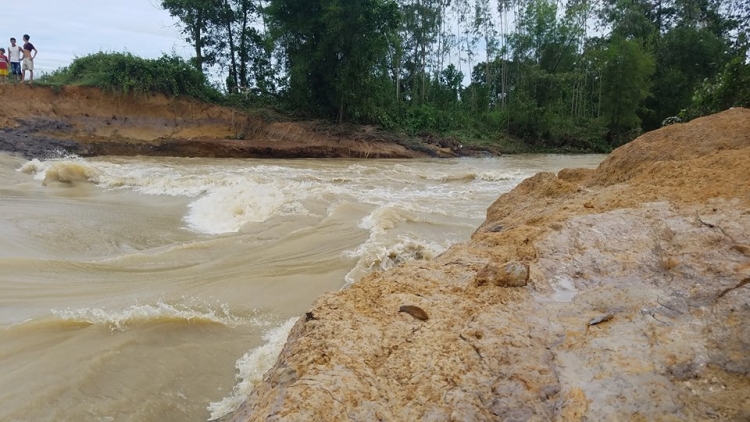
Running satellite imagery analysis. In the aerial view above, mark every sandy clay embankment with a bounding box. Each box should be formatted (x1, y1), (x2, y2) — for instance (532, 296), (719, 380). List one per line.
(224, 108), (750, 421)
(0, 85), (451, 159)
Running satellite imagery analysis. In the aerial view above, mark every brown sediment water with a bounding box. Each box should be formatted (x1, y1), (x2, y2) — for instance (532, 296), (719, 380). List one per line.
(0, 152), (604, 421)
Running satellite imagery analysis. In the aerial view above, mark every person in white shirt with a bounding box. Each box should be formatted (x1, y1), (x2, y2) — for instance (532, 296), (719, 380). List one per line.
(8, 37), (23, 83)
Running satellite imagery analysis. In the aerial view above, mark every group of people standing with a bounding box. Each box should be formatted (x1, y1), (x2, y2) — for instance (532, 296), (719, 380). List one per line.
(0, 35), (38, 85)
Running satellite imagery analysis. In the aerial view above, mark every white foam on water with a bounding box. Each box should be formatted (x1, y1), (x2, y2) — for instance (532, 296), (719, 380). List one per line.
(185, 183), (296, 234)
(50, 299), (241, 332)
(182, 177), (333, 234)
(19, 158), (331, 234)
(476, 169), (524, 181)
(207, 317), (298, 421)
(17, 157), (532, 236)
(92, 162), (231, 197)
(17, 156), (102, 185)
(343, 234), (447, 285)
(341, 203), (451, 285)
(359, 203), (422, 233)
(418, 169), (518, 183)
(17, 158), (46, 176)
(345, 163), (379, 174)
(391, 162), (522, 183)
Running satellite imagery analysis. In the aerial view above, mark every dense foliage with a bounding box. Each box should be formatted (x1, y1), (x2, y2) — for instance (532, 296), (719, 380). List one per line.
(40, 52), (219, 100)
(53, 0), (750, 151)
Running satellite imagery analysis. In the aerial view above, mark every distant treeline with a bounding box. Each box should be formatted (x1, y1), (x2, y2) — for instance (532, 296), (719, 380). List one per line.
(45, 0), (750, 151)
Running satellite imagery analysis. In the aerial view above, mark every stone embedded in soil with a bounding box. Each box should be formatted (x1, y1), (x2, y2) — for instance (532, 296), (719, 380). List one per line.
(474, 261), (530, 287)
(398, 305), (429, 321)
(732, 244), (750, 256)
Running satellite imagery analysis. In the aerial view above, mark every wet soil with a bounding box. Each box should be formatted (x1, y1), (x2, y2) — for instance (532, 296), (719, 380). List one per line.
(0, 85), (480, 160)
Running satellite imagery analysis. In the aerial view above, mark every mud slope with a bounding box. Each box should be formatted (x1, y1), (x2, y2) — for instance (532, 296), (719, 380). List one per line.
(0, 85), (440, 159)
(223, 108), (750, 421)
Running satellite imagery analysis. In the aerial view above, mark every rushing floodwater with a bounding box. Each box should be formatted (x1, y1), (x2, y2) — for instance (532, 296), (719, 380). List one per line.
(0, 152), (605, 421)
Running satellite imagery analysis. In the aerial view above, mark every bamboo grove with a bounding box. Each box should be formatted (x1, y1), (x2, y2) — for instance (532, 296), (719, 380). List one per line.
(162, 0), (750, 150)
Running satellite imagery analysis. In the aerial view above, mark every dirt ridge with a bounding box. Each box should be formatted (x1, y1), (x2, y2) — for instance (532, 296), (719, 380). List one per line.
(0, 85), (462, 159)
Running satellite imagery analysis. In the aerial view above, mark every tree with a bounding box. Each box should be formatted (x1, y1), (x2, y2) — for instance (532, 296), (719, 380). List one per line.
(473, 0), (498, 109)
(267, 0), (401, 122)
(211, 0), (272, 93)
(399, 0), (443, 104)
(163, 0), (744, 149)
(600, 36), (655, 143)
(434, 63), (464, 106)
(681, 55), (750, 120)
(644, 25), (727, 128)
(161, 0), (217, 71)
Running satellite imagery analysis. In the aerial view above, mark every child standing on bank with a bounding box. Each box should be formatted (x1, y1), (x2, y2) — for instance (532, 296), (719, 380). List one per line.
(0, 48), (9, 84)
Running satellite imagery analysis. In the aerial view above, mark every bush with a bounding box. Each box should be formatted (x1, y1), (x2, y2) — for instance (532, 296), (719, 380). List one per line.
(680, 57), (750, 121)
(39, 52), (219, 101)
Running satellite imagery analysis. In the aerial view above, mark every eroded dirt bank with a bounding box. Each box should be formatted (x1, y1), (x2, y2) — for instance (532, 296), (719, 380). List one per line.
(224, 108), (750, 421)
(0, 85), (461, 159)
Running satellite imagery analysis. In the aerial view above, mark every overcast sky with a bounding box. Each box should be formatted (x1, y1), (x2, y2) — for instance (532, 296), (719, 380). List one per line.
(5, 0), (188, 74)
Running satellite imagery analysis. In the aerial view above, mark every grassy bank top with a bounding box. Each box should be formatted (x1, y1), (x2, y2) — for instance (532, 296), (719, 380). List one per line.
(40, 52), (219, 101)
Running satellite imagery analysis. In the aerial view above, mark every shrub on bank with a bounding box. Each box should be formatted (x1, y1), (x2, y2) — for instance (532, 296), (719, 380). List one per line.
(39, 52), (219, 101)
(679, 56), (750, 121)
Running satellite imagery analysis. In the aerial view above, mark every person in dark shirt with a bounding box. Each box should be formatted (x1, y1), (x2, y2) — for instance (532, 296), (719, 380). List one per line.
(21, 34), (37, 85)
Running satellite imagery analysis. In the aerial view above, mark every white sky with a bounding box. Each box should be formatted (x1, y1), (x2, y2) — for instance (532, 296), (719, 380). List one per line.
(5, 0), (189, 74)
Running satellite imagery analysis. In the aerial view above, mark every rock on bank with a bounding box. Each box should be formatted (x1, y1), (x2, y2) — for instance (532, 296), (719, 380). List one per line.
(224, 108), (750, 421)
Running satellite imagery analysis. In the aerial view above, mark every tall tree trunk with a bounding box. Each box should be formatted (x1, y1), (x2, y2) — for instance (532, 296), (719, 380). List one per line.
(396, 53), (401, 101)
(436, 0), (443, 79)
(223, 0), (239, 91)
(338, 95), (344, 124)
(192, 11), (204, 71)
(598, 70), (602, 118)
(500, 1), (507, 108)
(239, 1), (249, 87)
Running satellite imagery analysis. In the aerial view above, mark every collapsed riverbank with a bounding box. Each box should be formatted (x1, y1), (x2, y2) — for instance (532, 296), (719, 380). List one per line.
(0, 85), (484, 160)
(222, 108), (750, 421)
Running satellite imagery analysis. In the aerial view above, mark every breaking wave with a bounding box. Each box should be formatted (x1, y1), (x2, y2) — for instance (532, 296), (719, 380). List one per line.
(342, 204), (451, 285)
(18, 157), (102, 186)
(207, 317), (298, 421)
(47, 300), (241, 332)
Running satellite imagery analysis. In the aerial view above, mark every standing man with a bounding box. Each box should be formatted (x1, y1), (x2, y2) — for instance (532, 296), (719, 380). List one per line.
(8, 38), (22, 83)
(8, 38), (23, 83)
(21, 34), (37, 85)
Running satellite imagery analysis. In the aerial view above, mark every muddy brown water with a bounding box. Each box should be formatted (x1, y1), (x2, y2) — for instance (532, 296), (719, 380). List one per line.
(0, 152), (604, 421)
